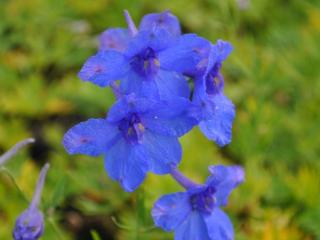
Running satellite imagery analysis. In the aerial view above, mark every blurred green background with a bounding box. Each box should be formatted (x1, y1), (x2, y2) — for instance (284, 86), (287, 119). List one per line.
(1, 0), (320, 239)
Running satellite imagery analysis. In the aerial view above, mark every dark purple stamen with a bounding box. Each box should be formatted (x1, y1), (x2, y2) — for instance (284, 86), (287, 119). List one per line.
(130, 47), (160, 79)
(205, 62), (224, 95)
(118, 113), (145, 144)
(189, 186), (216, 214)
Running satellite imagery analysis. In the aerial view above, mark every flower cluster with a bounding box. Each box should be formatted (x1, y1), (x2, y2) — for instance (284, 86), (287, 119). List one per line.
(63, 10), (244, 239)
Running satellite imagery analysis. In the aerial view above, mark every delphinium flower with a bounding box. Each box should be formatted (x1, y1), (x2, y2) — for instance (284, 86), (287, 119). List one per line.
(78, 10), (210, 101)
(0, 138), (35, 166)
(158, 37), (236, 146)
(64, 12), (240, 230)
(13, 163), (50, 240)
(192, 40), (235, 146)
(152, 165), (244, 240)
(63, 94), (196, 192)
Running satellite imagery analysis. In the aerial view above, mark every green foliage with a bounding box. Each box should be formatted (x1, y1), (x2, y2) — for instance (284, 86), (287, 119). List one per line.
(0, 0), (320, 239)
(91, 230), (102, 240)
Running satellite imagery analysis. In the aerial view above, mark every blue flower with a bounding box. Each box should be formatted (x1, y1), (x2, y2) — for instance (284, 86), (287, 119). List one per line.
(201, 40), (233, 95)
(157, 38), (235, 146)
(152, 165), (244, 240)
(13, 163), (50, 240)
(63, 95), (196, 192)
(190, 40), (235, 146)
(79, 11), (208, 100)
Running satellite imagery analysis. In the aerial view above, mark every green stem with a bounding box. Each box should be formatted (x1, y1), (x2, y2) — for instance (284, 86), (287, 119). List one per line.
(48, 217), (66, 240)
(135, 188), (146, 240)
(0, 167), (29, 203)
(140, 225), (156, 233)
(111, 216), (133, 231)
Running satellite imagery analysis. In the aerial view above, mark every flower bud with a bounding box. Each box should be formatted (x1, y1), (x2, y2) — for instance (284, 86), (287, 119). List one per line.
(13, 209), (44, 240)
(13, 163), (50, 240)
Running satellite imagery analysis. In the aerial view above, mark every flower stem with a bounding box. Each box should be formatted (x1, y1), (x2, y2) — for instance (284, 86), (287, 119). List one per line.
(170, 167), (200, 189)
(0, 167), (29, 203)
(48, 217), (67, 240)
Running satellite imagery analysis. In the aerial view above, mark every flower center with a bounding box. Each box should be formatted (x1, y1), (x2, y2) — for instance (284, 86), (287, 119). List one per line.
(205, 62), (223, 95)
(189, 186), (215, 214)
(119, 113), (145, 144)
(130, 47), (160, 79)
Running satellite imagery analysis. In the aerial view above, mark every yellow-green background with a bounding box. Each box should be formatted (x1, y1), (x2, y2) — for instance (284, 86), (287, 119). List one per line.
(1, 0), (320, 239)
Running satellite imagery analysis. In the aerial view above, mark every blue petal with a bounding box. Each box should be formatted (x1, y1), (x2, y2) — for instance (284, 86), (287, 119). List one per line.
(158, 34), (211, 74)
(152, 192), (191, 232)
(143, 115), (196, 137)
(63, 118), (120, 156)
(120, 70), (160, 99)
(203, 208), (234, 240)
(154, 70), (190, 99)
(215, 40), (233, 63)
(104, 138), (149, 192)
(204, 41), (233, 77)
(139, 11), (181, 37)
(175, 211), (211, 240)
(198, 94), (235, 146)
(146, 97), (193, 118)
(125, 30), (174, 58)
(142, 131), (182, 174)
(78, 51), (129, 87)
(206, 165), (244, 207)
(107, 95), (158, 123)
(141, 97), (197, 137)
(99, 28), (130, 52)
(191, 80), (208, 116)
(106, 97), (131, 123)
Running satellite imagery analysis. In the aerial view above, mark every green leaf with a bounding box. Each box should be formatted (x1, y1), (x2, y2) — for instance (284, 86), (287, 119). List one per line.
(90, 230), (101, 240)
